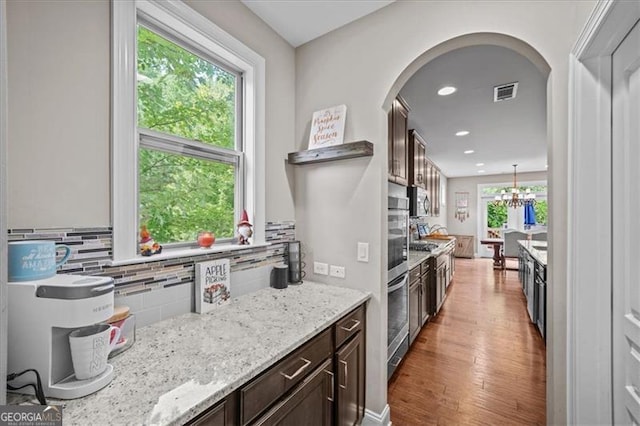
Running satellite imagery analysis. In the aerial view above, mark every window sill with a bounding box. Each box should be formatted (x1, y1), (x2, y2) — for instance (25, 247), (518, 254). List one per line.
(108, 242), (270, 267)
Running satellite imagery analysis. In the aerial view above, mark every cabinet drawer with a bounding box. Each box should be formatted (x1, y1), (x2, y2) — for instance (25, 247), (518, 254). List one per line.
(335, 305), (365, 349)
(409, 266), (421, 283)
(240, 328), (333, 425)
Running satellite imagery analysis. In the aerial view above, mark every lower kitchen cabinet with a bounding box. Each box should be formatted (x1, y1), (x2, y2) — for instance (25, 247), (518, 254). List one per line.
(408, 279), (421, 345)
(187, 303), (367, 426)
(452, 235), (474, 258)
(420, 265), (431, 325)
(253, 359), (334, 426)
(188, 393), (238, 426)
(336, 331), (365, 426)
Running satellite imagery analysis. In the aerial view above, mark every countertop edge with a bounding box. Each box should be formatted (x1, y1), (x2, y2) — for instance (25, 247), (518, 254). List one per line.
(517, 240), (547, 266)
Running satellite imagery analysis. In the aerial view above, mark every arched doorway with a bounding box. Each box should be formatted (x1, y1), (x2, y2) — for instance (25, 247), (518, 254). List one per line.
(384, 32), (552, 423)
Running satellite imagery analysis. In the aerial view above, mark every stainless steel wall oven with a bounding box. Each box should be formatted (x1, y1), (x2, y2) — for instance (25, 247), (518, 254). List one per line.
(387, 192), (409, 378)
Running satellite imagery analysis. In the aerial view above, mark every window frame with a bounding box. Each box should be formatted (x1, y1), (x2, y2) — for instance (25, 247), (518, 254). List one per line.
(112, 0), (265, 263)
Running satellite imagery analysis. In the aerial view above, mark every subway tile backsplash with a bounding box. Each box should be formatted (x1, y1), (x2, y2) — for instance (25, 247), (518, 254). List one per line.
(8, 221), (296, 327)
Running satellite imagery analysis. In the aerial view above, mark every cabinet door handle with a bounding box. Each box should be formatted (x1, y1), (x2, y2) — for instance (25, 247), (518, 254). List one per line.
(280, 357), (312, 380)
(325, 369), (334, 402)
(339, 360), (348, 389)
(339, 319), (361, 332)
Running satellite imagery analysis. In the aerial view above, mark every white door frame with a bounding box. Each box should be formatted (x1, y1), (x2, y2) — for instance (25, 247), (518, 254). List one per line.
(568, 1), (640, 423)
(0, 0), (8, 405)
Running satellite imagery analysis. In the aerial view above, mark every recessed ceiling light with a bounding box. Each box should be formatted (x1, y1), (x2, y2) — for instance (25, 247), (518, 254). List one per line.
(476, 163), (484, 167)
(438, 86), (457, 96)
(464, 150), (474, 154)
(478, 170), (485, 173)
(456, 130), (470, 137)
(546, 164), (548, 168)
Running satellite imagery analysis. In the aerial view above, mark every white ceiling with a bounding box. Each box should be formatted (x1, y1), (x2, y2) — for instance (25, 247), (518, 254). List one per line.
(240, 0), (395, 47)
(399, 45), (547, 178)
(242, 2), (546, 178)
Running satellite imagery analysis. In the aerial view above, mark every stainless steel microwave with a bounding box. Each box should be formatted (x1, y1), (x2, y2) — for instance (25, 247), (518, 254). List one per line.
(408, 186), (430, 217)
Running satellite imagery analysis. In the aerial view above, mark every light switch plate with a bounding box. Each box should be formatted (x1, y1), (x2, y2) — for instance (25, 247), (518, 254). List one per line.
(314, 262), (329, 275)
(357, 242), (369, 262)
(329, 265), (346, 279)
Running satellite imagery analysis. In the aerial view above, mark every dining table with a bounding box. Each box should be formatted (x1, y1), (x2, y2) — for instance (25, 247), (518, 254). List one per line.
(481, 238), (505, 270)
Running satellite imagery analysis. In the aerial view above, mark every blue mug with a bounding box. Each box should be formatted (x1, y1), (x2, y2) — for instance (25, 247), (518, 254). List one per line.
(8, 240), (72, 282)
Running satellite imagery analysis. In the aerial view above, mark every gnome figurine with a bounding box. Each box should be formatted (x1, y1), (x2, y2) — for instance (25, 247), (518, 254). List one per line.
(237, 209), (253, 245)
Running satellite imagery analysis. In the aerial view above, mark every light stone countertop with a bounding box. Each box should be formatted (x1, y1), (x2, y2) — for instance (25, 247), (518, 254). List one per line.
(8, 282), (370, 425)
(408, 238), (456, 270)
(517, 240), (548, 266)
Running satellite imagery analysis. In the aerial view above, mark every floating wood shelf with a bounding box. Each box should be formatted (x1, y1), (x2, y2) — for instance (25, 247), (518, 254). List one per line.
(287, 141), (374, 165)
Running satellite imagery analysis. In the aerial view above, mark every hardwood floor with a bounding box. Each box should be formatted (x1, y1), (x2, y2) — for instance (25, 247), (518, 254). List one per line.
(388, 258), (546, 425)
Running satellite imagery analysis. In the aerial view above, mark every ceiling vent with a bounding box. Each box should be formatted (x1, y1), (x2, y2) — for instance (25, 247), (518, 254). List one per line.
(493, 82), (518, 102)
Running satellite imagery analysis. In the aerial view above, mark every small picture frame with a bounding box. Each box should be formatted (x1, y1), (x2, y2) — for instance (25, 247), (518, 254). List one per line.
(195, 258), (231, 314)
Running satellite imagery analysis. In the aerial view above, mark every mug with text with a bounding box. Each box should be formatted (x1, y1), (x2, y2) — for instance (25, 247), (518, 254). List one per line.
(69, 324), (121, 380)
(8, 240), (71, 282)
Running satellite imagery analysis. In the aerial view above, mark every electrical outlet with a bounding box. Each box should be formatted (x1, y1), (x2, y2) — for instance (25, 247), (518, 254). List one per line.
(329, 265), (346, 279)
(357, 242), (369, 262)
(314, 262), (329, 275)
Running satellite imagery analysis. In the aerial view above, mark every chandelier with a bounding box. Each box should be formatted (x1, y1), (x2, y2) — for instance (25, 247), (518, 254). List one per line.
(493, 164), (536, 208)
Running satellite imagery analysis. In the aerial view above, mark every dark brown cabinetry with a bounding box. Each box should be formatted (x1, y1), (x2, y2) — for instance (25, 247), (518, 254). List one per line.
(408, 279), (421, 344)
(188, 394), (238, 426)
(336, 332), (365, 426)
(188, 304), (367, 426)
(420, 261), (431, 325)
(408, 130), (427, 189)
(425, 159), (442, 217)
(409, 259), (432, 344)
(253, 359), (334, 426)
(388, 96), (410, 185)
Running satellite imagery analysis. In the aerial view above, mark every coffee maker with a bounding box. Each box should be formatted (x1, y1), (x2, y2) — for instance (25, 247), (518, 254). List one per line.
(7, 274), (116, 399)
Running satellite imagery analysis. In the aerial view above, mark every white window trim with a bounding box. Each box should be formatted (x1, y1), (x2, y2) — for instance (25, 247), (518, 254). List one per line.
(111, 0), (265, 263)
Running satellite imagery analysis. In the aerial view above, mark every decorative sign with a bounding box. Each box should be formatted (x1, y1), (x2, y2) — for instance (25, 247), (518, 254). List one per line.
(455, 192), (470, 222)
(308, 104), (347, 149)
(195, 258), (231, 314)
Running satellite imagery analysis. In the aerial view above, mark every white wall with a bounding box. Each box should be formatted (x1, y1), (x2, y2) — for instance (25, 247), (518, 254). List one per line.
(294, 0), (594, 420)
(6, 0), (296, 229)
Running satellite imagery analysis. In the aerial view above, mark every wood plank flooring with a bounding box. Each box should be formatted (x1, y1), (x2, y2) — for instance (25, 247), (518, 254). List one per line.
(388, 258), (546, 425)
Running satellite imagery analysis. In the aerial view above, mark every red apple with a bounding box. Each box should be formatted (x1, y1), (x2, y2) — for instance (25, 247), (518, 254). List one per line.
(197, 232), (215, 248)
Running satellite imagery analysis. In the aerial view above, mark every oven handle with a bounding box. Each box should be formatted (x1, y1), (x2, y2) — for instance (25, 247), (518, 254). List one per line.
(388, 274), (409, 293)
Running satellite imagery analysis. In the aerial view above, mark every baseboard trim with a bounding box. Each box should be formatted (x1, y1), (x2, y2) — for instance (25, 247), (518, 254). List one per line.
(363, 404), (391, 426)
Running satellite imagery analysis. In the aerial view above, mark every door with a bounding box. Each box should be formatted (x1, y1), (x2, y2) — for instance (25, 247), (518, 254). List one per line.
(408, 280), (421, 344)
(253, 359), (333, 426)
(613, 18), (640, 424)
(336, 333), (365, 426)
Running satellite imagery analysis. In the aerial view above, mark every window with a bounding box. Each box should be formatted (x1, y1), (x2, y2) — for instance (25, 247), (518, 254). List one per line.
(112, 0), (265, 262)
(137, 24), (242, 245)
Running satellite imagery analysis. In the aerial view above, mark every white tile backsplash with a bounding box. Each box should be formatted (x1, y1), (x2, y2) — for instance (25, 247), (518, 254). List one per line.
(113, 265), (277, 328)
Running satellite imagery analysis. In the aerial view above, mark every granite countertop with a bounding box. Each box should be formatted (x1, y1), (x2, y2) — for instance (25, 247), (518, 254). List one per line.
(408, 238), (456, 270)
(8, 282), (370, 425)
(518, 240), (547, 266)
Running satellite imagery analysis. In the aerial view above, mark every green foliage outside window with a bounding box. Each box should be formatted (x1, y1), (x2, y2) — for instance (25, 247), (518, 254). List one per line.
(487, 203), (508, 229)
(534, 200), (548, 225)
(137, 26), (238, 244)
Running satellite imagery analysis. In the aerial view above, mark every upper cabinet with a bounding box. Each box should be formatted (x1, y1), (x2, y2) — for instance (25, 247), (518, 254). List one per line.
(425, 157), (441, 217)
(388, 96), (410, 186)
(408, 130), (427, 190)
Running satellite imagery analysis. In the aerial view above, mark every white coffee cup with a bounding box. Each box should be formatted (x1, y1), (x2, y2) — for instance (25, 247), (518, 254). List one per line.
(69, 324), (121, 380)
